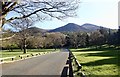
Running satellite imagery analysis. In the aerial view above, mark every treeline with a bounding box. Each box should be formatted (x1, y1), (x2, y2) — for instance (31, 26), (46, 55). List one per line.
(2, 32), (66, 50)
(64, 28), (120, 48)
(2, 27), (120, 51)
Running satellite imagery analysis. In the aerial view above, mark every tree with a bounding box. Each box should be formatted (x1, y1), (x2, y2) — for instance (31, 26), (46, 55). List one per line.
(43, 32), (66, 49)
(32, 36), (45, 49)
(85, 33), (90, 47)
(76, 32), (89, 47)
(2, 33), (19, 50)
(89, 31), (104, 48)
(99, 27), (109, 43)
(65, 35), (71, 48)
(11, 18), (33, 54)
(117, 26), (120, 45)
(1, 0), (80, 30)
(64, 32), (77, 48)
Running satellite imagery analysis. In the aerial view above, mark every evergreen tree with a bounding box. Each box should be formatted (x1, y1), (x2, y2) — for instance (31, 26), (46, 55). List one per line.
(117, 26), (120, 45)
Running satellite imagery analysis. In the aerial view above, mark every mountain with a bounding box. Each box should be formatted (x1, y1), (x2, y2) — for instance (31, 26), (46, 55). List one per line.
(81, 23), (110, 31)
(26, 27), (47, 33)
(21, 27), (48, 36)
(19, 23), (116, 34)
(49, 23), (113, 33)
(48, 23), (88, 32)
(81, 23), (101, 31)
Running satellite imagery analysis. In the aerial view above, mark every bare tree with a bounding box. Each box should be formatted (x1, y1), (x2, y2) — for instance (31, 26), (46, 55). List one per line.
(43, 32), (66, 49)
(1, 0), (80, 30)
(11, 18), (33, 53)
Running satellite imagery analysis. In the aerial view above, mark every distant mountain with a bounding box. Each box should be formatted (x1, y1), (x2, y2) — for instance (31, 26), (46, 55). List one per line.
(48, 23), (114, 33)
(26, 27), (47, 33)
(48, 23), (88, 32)
(81, 23), (101, 31)
(20, 23), (116, 34)
(21, 27), (48, 36)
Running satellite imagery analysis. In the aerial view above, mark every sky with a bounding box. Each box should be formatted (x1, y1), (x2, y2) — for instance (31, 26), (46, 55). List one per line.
(33, 0), (119, 29)
(4, 0), (120, 30)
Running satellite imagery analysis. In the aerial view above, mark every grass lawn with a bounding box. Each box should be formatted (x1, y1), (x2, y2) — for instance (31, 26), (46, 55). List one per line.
(0, 49), (59, 61)
(71, 47), (119, 77)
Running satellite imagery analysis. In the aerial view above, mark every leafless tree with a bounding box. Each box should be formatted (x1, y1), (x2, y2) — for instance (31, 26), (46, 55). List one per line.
(1, 0), (80, 30)
(43, 32), (66, 49)
(11, 18), (33, 53)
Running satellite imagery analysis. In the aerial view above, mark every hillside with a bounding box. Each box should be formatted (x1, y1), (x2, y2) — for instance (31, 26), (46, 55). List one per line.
(48, 23), (113, 32)
(4, 23), (116, 34)
(81, 23), (111, 31)
(26, 27), (47, 33)
(48, 23), (88, 32)
(18, 27), (48, 36)
(81, 23), (101, 31)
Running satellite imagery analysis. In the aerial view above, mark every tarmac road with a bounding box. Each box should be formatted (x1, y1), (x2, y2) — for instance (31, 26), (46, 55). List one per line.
(1, 49), (69, 76)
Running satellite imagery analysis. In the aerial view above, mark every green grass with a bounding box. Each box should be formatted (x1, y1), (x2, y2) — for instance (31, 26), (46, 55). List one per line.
(0, 49), (59, 61)
(71, 47), (119, 77)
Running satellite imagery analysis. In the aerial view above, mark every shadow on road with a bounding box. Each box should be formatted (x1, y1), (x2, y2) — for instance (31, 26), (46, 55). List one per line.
(61, 66), (69, 77)
(61, 58), (69, 77)
(61, 50), (74, 77)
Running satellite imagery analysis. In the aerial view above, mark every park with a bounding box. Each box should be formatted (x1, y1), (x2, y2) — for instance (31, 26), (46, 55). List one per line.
(0, 0), (120, 77)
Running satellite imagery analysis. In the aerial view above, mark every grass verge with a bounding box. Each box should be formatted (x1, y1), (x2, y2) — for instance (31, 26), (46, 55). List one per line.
(71, 47), (119, 77)
(0, 49), (59, 61)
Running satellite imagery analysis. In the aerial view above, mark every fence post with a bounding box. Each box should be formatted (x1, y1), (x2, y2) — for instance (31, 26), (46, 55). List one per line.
(69, 50), (86, 77)
(69, 51), (74, 77)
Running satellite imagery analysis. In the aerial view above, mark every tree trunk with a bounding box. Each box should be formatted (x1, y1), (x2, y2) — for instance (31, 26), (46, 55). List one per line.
(0, 14), (6, 29)
(23, 38), (27, 54)
(23, 46), (26, 54)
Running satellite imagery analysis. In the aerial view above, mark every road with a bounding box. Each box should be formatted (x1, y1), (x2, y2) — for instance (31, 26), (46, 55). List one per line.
(1, 49), (69, 76)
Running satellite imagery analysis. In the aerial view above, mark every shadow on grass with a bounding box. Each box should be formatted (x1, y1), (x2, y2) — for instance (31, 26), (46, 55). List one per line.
(73, 47), (119, 52)
(88, 50), (118, 57)
(72, 47), (120, 76)
(81, 57), (118, 66)
(78, 48), (120, 66)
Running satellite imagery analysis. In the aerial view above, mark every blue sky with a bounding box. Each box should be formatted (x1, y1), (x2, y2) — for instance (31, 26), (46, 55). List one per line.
(34, 0), (119, 29)
(4, 0), (120, 30)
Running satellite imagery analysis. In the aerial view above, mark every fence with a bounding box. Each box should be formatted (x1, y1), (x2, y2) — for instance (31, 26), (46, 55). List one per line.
(69, 50), (86, 77)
